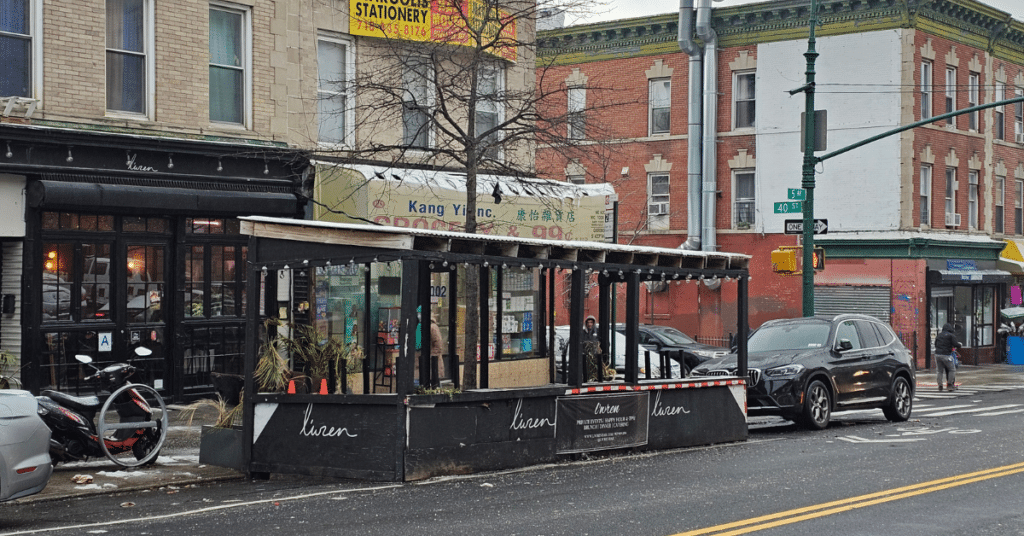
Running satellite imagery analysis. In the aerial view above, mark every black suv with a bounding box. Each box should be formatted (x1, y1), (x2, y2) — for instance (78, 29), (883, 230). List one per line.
(614, 324), (729, 375)
(691, 314), (915, 430)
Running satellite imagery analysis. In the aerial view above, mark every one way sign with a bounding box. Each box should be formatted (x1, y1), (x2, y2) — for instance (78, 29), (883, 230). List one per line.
(784, 219), (828, 234)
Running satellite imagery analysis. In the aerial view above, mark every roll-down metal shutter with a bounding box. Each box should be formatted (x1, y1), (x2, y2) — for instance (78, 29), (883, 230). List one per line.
(814, 285), (890, 323)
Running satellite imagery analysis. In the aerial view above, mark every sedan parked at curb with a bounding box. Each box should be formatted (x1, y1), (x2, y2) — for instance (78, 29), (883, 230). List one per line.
(0, 390), (53, 502)
(691, 314), (915, 430)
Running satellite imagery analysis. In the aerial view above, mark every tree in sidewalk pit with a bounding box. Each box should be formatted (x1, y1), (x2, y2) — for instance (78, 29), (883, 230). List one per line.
(311, 0), (630, 389)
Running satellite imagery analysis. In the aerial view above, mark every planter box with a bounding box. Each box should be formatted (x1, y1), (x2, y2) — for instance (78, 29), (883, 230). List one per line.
(199, 425), (244, 472)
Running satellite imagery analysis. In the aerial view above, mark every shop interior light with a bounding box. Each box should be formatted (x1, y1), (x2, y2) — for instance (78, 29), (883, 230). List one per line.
(6, 142), (12, 158)
(66, 148), (73, 163)
(168, 154), (174, 169)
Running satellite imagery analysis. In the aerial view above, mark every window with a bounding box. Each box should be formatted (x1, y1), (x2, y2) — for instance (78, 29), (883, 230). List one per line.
(945, 168), (956, 226)
(317, 36), (352, 146)
(648, 173), (670, 229)
(649, 79), (670, 135)
(1016, 180), (1022, 235)
(920, 61), (932, 119)
(209, 4), (249, 125)
(945, 67), (956, 127)
(920, 165), (931, 226)
(402, 57), (432, 148)
(567, 175), (585, 185)
(106, 0), (149, 115)
(1, 0), (32, 97)
(995, 175), (1005, 234)
(476, 63), (504, 161)
(733, 71), (755, 129)
(968, 170), (978, 229)
(968, 72), (979, 131)
(995, 82), (1005, 140)
(568, 86), (585, 140)
(1016, 88), (1023, 143)
(734, 170), (755, 228)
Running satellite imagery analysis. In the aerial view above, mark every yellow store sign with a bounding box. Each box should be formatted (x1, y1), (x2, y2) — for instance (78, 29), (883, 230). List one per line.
(350, 0), (517, 62)
(315, 165), (611, 242)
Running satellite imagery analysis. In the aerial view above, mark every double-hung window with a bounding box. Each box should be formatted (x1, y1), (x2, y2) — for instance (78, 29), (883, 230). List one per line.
(1016, 88), (1023, 143)
(1, 0), (33, 97)
(209, 4), (249, 126)
(402, 57), (432, 149)
(995, 176), (1005, 234)
(968, 72), (979, 131)
(920, 165), (931, 226)
(475, 63), (504, 161)
(734, 170), (755, 228)
(995, 82), (1005, 140)
(733, 71), (755, 129)
(968, 170), (979, 229)
(945, 168), (956, 227)
(568, 86), (585, 140)
(106, 0), (151, 116)
(648, 173), (670, 230)
(920, 61), (932, 119)
(945, 67), (956, 127)
(648, 79), (670, 135)
(1016, 180), (1023, 235)
(317, 36), (352, 146)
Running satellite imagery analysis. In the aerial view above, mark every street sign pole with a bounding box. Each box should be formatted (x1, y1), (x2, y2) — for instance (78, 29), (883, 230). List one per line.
(799, 0), (819, 317)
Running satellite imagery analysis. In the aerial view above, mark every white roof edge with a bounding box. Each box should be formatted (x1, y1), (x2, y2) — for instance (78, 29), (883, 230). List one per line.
(814, 230), (1006, 246)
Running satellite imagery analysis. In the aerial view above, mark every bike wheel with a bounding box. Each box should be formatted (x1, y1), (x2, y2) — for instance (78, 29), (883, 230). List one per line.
(97, 384), (167, 467)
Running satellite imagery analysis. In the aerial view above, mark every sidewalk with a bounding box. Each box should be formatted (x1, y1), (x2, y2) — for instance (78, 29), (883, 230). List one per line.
(915, 362), (1024, 389)
(19, 402), (245, 504)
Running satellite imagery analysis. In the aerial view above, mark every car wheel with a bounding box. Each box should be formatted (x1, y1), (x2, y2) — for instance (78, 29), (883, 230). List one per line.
(801, 380), (831, 430)
(883, 376), (913, 422)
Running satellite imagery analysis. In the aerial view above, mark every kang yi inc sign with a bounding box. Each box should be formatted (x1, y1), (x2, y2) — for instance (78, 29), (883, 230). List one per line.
(350, 0), (518, 61)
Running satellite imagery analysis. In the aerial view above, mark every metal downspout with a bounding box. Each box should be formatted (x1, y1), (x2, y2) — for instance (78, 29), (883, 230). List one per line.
(678, 0), (702, 251)
(696, 0), (718, 253)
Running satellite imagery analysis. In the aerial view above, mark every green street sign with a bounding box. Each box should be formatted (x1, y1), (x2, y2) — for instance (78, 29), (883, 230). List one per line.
(774, 201), (803, 214)
(787, 188), (806, 200)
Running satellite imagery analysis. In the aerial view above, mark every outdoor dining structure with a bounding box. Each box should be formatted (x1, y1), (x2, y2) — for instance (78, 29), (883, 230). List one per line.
(238, 216), (751, 481)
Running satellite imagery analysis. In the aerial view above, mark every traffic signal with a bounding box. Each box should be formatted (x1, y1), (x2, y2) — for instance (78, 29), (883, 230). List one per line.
(771, 249), (798, 273)
(811, 248), (825, 270)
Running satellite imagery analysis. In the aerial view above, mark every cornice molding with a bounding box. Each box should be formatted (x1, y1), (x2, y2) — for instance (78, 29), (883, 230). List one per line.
(539, 0), (1024, 65)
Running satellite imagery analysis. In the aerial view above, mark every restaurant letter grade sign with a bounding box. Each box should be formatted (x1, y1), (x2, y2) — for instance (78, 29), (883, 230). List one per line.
(555, 393), (650, 454)
(351, 0), (517, 61)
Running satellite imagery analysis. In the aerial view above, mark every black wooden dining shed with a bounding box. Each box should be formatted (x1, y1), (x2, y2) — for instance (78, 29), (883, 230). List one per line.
(238, 216), (751, 481)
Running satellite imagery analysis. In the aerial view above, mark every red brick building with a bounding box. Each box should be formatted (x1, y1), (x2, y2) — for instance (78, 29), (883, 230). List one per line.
(537, 0), (1024, 366)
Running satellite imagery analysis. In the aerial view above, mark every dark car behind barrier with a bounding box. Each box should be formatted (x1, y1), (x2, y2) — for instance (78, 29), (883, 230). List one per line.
(691, 314), (915, 430)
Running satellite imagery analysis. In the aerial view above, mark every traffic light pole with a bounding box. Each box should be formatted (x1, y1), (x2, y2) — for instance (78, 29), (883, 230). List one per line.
(791, 0), (1024, 317)
(798, 0), (819, 317)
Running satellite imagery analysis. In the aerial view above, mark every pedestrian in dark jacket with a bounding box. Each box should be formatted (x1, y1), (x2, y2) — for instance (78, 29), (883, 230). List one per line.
(934, 323), (962, 391)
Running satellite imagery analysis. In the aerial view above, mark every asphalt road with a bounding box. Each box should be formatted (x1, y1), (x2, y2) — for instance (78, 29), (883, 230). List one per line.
(2, 382), (1022, 536)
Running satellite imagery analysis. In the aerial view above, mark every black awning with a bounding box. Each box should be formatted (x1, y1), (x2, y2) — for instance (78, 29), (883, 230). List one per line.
(931, 269), (1013, 284)
(28, 180), (300, 216)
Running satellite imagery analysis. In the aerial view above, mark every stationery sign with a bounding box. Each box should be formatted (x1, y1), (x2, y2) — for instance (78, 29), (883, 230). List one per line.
(350, 0), (518, 61)
(555, 393), (649, 454)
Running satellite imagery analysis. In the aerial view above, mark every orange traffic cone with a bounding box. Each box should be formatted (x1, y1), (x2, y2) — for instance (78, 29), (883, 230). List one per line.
(318, 378), (328, 395)
(287, 380), (296, 394)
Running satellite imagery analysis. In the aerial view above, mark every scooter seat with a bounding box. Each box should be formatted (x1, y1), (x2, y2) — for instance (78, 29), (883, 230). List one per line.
(41, 390), (102, 413)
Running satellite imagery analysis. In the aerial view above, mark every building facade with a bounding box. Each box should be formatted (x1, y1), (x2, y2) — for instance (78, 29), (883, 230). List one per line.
(537, 0), (1024, 366)
(1, 0), (309, 400)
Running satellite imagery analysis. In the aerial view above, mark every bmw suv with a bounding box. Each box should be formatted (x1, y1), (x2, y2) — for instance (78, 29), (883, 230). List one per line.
(691, 314), (915, 430)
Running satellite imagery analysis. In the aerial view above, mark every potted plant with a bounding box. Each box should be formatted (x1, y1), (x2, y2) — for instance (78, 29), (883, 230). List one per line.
(183, 395), (245, 472)
(0, 350), (19, 389)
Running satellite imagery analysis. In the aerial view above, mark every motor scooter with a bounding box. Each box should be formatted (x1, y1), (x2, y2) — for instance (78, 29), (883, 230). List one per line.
(36, 347), (167, 467)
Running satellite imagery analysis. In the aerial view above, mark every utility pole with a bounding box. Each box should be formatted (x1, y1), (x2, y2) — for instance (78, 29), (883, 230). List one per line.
(799, 0), (819, 317)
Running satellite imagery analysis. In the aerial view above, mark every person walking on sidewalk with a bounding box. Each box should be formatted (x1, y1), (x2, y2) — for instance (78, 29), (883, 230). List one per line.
(934, 322), (962, 392)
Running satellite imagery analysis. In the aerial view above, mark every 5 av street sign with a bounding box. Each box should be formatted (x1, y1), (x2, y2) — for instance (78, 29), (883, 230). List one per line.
(784, 219), (829, 234)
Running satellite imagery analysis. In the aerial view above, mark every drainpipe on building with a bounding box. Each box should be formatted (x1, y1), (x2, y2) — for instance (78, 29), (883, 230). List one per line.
(678, 0), (703, 251)
(695, 0), (718, 253)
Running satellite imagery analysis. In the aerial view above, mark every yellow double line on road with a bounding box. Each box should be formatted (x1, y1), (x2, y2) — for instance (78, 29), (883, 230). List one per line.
(673, 461), (1024, 536)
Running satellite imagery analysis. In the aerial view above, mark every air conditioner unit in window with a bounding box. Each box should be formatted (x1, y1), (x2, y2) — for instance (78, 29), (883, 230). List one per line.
(1017, 132), (1024, 143)
(945, 213), (961, 227)
(648, 203), (669, 216)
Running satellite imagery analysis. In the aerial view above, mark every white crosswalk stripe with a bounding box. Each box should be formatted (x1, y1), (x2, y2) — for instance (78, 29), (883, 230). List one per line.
(918, 404), (1022, 417)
